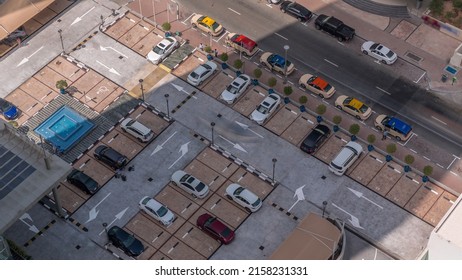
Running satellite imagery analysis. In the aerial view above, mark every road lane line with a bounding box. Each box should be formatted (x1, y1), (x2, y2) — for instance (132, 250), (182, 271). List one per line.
(431, 116), (447, 125)
(228, 7), (241, 15)
(376, 86), (391, 95)
(324, 59), (338, 67)
(447, 157), (458, 169)
(274, 33), (288, 40)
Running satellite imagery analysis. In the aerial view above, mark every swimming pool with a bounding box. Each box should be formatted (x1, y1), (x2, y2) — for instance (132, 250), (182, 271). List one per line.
(34, 106), (94, 153)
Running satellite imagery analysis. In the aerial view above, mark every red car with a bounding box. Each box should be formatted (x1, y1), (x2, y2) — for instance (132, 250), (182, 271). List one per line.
(197, 213), (235, 244)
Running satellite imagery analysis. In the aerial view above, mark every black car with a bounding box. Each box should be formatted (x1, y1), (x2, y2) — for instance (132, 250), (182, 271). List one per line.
(300, 124), (331, 154)
(280, 1), (312, 22)
(66, 169), (100, 194)
(107, 226), (144, 257)
(94, 145), (128, 170)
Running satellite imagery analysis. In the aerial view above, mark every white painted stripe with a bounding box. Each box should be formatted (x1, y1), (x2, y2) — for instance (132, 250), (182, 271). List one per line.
(324, 59), (338, 67)
(450, 171), (458, 176)
(431, 116), (447, 125)
(307, 119), (314, 124)
(182, 232), (188, 239)
(228, 7), (241, 15)
(423, 156), (431, 161)
(430, 189), (438, 195)
(449, 200), (455, 204)
(447, 157), (458, 169)
(394, 169), (401, 174)
(453, 154), (461, 159)
(414, 72), (426, 83)
(152, 236), (158, 243)
(341, 138), (347, 143)
(210, 203), (217, 210)
(376, 86), (391, 95)
(167, 247), (174, 254)
(436, 163), (444, 169)
(375, 158), (383, 163)
(337, 41), (344, 46)
(274, 33), (288, 40)
(412, 179), (419, 184)
(410, 149), (417, 154)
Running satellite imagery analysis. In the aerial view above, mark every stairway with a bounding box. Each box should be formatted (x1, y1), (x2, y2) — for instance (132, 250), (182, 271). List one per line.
(343, 0), (410, 18)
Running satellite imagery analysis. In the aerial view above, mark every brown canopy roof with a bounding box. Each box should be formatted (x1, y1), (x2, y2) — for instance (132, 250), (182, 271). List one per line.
(0, 0), (55, 40)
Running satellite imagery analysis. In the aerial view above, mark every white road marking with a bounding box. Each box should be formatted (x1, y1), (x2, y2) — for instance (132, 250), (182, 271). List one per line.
(274, 32), (288, 40)
(436, 163), (444, 168)
(228, 7), (241, 15)
(324, 59), (338, 67)
(450, 171), (458, 176)
(431, 116), (447, 125)
(182, 13), (194, 24)
(447, 156), (458, 169)
(430, 189), (438, 195)
(414, 72), (426, 83)
(376, 86), (391, 95)
(337, 41), (344, 46)
(423, 156), (431, 161)
(410, 148), (417, 154)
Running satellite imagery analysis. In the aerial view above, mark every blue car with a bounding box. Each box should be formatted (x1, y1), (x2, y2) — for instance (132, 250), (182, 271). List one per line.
(0, 98), (19, 120)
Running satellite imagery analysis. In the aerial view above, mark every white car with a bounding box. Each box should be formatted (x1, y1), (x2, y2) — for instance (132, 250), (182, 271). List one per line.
(171, 170), (210, 198)
(250, 93), (281, 124)
(146, 37), (179, 64)
(225, 183), (262, 212)
(329, 141), (363, 176)
(361, 41), (397, 65)
(120, 118), (154, 143)
(187, 61), (217, 86)
(220, 74), (251, 104)
(139, 196), (175, 226)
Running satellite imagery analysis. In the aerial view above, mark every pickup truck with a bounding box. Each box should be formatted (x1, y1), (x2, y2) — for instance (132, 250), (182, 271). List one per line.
(315, 14), (355, 42)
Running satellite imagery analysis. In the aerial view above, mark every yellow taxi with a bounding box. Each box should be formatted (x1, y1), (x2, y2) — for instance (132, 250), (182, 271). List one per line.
(191, 14), (224, 36)
(298, 73), (336, 98)
(335, 95), (372, 120)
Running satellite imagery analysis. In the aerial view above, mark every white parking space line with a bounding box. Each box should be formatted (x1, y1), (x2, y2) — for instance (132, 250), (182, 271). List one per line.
(431, 116), (447, 125)
(447, 156), (459, 169)
(182, 13), (195, 25)
(437, 163), (444, 168)
(450, 171), (458, 176)
(228, 7), (241, 15)
(274, 32), (288, 40)
(306, 119), (314, 124)
(209, 175), (219, 186)
(376, 86), (391, 95)
(322, 99), (329, 104)
(337, 41), (344, 46)
(215, 31), (228, 42)
(414, 72), (426, 83)
(266, 4), (273, 8)
(324, 58), (338, 67)
(423, 156), (431, 161)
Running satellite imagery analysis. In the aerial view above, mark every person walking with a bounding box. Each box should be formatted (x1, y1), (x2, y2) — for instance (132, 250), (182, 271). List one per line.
(382, 130), (389, 140)
(214, 49), (218, 57)
(199, 43), (204, 51)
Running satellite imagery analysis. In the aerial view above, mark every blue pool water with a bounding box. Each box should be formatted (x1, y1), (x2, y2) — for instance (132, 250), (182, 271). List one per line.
(34, 106), (94, 152)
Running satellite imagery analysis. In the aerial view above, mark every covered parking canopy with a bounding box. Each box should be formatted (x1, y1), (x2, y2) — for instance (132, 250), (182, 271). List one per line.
(0, 0), (55, 40)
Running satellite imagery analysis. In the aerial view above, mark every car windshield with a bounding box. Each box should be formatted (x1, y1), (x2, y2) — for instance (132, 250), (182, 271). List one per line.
(211, 22), (220, 31)
(371, 43), (380, 50)
(157, 206), (168, 217)
(0, 100), (12, 111)
(190, 71), (199, 79)
(252, 198), (261, 207)
(180, 174), (190, 183)
(234, 187), (244, 196)
(359, 104), (369, 113)
(153, 45), (164, 54)
(202, 64), (212, 70)
(122, 234), (136, 248)
(226, 84), (238, 94)
(386, 50), (395, 58)
(256, 104), (269, 114)
(195, 182), (206, 191)
(220, 227), (233, 238)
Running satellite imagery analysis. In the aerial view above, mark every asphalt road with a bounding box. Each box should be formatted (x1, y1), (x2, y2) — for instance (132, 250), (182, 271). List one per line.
(176, 0), (462, 158)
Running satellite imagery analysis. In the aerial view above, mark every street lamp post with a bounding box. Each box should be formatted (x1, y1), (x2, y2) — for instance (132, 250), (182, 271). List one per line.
(211, 122), (216, 145)
(139, 79), (145, 102)
(151, 0), (157, 23)
(100, 15), (104, 28)
(283, 45), (290, 84)
(322, 201), (328, 218)
(272, 158), (277, 183)
(58, 29), (64, 53)
(164, 93), (170, 118)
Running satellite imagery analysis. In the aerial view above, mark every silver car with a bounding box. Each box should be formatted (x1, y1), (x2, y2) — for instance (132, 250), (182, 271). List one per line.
(120, 118), (154, 143)
(171, 170), (210, 198)
(146, 37), (179, 64)
(250, 93), (281, 124)
(139, 196), (175, 226)
(187, 61), (217, 86)
(361, 41), (397, 65)
(220, 74), (251, 104)
(226, 183), (262, 212)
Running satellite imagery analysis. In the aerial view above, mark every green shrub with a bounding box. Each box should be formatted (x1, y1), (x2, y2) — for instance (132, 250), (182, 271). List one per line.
(253, 68), (262, 79)
(283, 86), (293, 96)
(299, 96), (308, 104)
(333, 115), (342, 125)
(423, 165), (433, 176)
(55, 80), (68, 90)
(430, 0), (444, 16)
(349, 124), (360, 135)
(445, 11), (456, 19)
(220, 53), (228, 62)
(404, 154), (415, 165)
(268, 77), (277, 88)
(386, 143), (397, 154)
(233, 59), (243, 69)
(316, 104), (326, 115)
(161, 22), (171, 31)
(204, 45), (212, 53)
(454, 0), (462, 9)
(367, 134), (376, 144)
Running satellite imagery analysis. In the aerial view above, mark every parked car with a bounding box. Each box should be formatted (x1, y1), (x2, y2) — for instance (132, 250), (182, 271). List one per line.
(66, 169), (100, 194)
(225, 183), (262, 212)
(361, 41), (397, 65)
(250, 93), (281, 124)
(225, 33), (259, 57)
(298, 74), (336, 98)
(267, 0), (282, 3)
(220, 74), (251, 104)
(197, 213), (235, 244)
(171, 170), (210, 198)
(375, 115), (412, 141)
(187, 61), (217, 86)
(329, 141), (363, 176)
(107, 226), (145, 257)
(260, 52), (295, 75)
(120, 118), (154, 143)
(139, 196), (175, 226)
(280, 1), (312, 22)
(190, 14), (224, 36)
(0, 98), (19, 120)
(315, 14), (355, 42)
(335, 95), (372, 120)
(300, 124), (331, 154)
(146, 37), (179, 64)
(94, 145), (128, 170)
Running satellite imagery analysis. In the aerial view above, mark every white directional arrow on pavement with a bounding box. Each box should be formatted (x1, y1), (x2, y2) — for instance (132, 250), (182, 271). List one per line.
(332, 203), (364, 229)
(71, 6), (95, 26)
(171, 83), (198, 99)
(288, 185), (306, 212)
(19, 213), (39, 234)
(218, 135), (248, 153)
(348, 187), (383, 209)
(168, 141), (190, 169)
(151, 131), (177, 156)
(235, 121), (264, 138)
(86, 193), (111, 223)
(98, 207), (129, 236)
(17, 46), (44, 67)
(99, 45), (128, 58)
(96, 60), (121, 76)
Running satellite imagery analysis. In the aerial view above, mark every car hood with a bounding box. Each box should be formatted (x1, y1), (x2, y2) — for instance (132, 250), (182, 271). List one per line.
(361, 41), (375, 51)
(127, 238), (145, 256)
(220, 89), (237, 102)
(251, 110), (265, 122)
(147, 50), (162, 62)
(3, 105), (18, 119)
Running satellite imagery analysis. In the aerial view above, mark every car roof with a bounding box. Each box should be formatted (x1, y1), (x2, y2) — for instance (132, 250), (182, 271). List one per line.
(269, 53), (286, 65)
(311, 77), (329, 90)
(200, 16), (215, 27)
(347, 98), (364, 110)
(233, 34), (257, 50)
(142, 197), (163, 210)
(385, 116), (412, 134)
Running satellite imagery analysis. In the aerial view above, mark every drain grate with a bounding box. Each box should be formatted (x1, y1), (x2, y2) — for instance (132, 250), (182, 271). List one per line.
(405, 52), (423, 62)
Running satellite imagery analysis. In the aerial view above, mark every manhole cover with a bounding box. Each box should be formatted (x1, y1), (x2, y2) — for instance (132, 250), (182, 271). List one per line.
(405, 52), (423, 62)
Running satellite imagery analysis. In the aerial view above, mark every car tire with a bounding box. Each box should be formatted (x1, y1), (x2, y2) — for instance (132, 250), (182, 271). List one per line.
(297, 17), (302, 22)
(336, 105), (342, 110)
(362, 50), (368, 55)
(396, 136), (402, 141)
(94, 154), (100, 159)
(381, 60), (387, 64)
(192, 193), (197, 198)
(375, 126), (383, 131)
(281, 8), (285, 13)
(245, 207), (251, 213)
(137, 138), (143, 143)
(300, 83), (306, 89)
(315, 24), (321, 30)
(192, 23), (197, 28)
(355, 115), (361, 120)
(172, 182), (177, 186)
(226, 195), (233, 200)
(122, 128), (127, 132)
(319, 94), (325, 99)
(337, 36), (344, 42)
(208, 32), (212, 36)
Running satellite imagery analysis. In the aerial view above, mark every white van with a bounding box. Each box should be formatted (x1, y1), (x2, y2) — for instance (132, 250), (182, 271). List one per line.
(329, 141), (363, 176)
